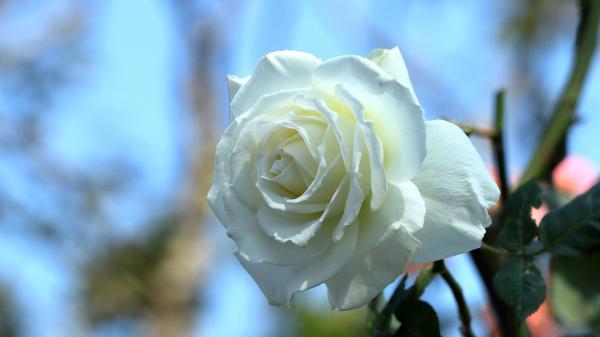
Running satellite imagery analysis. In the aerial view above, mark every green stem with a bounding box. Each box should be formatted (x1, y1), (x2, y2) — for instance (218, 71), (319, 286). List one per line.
(481, 242), (546, 258)
(470, 249), (520, 337)
(521, 0), (600, 183)
(370, 277), (408, 337)
(480, 242), (512, 257)
(437, 261), (476, 337)
(408, 263), (440, 299)
(452, 121), (496, 138)
(367, 293), (384, 331)
(493, 90), (509, 201)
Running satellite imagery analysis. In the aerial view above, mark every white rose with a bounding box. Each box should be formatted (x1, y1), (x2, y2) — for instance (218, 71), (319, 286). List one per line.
(208, 47), (499, 310)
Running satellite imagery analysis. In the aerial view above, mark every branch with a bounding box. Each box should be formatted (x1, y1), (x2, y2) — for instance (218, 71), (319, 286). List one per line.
(451, 121), (496, 138)
(521, 0), (600, 183)
(493, 90), (509, 202)
(437, 261), (476, 337)
(408, 263), (441, 299)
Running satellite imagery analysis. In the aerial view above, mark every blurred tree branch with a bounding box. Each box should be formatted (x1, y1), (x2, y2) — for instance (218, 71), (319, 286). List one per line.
(0, 285), (18, 337)
(521, 0), (600, 183)
(137, 1), (226, 336)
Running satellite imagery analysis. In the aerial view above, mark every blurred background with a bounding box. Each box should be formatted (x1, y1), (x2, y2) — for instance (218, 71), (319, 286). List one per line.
(0, 0), (599, 336)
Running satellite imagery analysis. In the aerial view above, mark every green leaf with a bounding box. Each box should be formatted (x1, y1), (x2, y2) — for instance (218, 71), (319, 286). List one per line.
(493, 257), (546, 321)
(497, 180), (542, 252)
(539, 182), (600, 256)
(550, 254), (600, 333)
(393, 300), (442, 337)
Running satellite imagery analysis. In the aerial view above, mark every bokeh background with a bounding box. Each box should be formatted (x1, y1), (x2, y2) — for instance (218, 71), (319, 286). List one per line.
(1, 0), (599, 336)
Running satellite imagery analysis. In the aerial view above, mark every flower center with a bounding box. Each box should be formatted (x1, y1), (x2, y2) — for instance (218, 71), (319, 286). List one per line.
(260, 131), (317, 199)
(270, 152), (291, 176)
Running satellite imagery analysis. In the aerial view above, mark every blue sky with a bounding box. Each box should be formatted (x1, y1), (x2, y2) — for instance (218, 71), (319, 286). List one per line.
(1, 1), (600, 336)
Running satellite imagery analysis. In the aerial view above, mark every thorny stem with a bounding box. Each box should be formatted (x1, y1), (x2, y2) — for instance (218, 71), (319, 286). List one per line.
(370, 277), (409, 337)
(481, 242), (545, 257)
(470, 248), (520, 337)
(520, 0), (600, 183)
(452, 90), (508, 201)
(480, 242), (512, 257)
(470, 4), (599, 335)
(437, 260), (477, 337)
(412, 262), (477, 337)
(493, 90), (509, 202)
(468, 90), (523, 337)
(371, 262), (474, 337)
(408, 263), (440, 299)
(453, 121), (496, 138)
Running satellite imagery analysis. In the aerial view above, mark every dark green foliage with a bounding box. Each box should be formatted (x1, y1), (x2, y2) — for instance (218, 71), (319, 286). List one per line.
(393, 300), (441, 337)
(539, 182), (600, 256)
(550, 254), (600, 333)
(493, 257), (546, 321)
(497, 181), (542, 252)
(370, 274), (441, 337)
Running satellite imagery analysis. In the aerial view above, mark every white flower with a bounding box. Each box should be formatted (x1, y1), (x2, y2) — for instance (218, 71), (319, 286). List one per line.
(208, 47), (499, 310)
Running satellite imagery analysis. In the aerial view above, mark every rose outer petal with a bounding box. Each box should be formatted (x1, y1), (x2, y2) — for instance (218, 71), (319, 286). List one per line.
(312, 54), (426, 184)
(336, 84), (387, 211)
(411, 120), (500, 263)
(325, 181), (424, 310)
(227, 74), (249, 103)
(230, 50), (321, 117)
(237, 219), (359, 307)
(367, 47), (419, 104)
(214, 185), (336, 265)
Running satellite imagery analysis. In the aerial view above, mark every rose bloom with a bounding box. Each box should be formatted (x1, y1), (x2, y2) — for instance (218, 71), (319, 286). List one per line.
(208, 48), (499, 310)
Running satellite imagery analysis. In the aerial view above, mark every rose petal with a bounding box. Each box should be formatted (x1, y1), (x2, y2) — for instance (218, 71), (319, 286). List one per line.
(257, 174), (351, 246)
(269, 159), (307, 196)
(280, 112), (327, 161)
(257, 207), (325, 246)
(325, 181), (424, 310)
(332, 127), (366, 241)
(237, 221), (359, 307)
(227, 74), (249, 103)
(210, 90), (310, 210)
(336, 84), (387, 210)
(231, 51), (321, 117)
(367, 47), (418, 104)
(257, 153), (344, 213)
(214, 185), (334, 265)
(312, 55), (426, 183)
(295, 95), (354, 169)
(411, 120), (500, 263)
(280, 135), (317, 178)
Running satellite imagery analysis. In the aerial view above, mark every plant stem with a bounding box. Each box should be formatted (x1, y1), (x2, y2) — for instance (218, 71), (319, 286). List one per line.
(437, 261), (476, 337)
(368, 293), (384, 331)
(452, 121), (496, 138)
(469, 91), (521, 336)
(408, 263), (440, 299)
(493, 90), (509, 202)
(370, 277), (409, 337)
(470, 249), (520, 337)
(520, 0), (600, 183)
(470, 3), (598, 337)
(480, 242), (511, 257)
